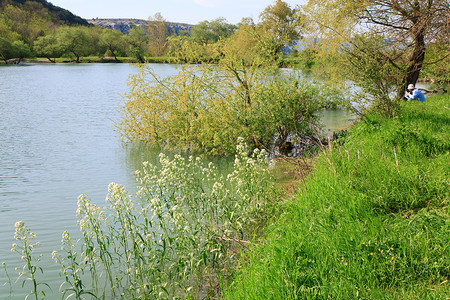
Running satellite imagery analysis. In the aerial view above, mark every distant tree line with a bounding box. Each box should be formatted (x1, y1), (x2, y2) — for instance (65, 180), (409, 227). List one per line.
(0, 0), (299, 64)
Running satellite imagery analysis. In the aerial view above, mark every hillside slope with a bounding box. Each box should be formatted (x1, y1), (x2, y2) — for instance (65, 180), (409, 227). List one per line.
(0, 0), (88, 26)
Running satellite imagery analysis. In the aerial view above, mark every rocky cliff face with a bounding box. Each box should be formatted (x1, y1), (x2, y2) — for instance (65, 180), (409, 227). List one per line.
(88, 18), (192, 34)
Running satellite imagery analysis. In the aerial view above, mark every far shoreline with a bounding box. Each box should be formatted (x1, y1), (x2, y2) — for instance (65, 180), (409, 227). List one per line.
(1, 56), (172, 65)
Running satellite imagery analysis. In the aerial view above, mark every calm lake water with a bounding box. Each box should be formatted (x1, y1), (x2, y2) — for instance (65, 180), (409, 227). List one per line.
(0, 63), (351, 299)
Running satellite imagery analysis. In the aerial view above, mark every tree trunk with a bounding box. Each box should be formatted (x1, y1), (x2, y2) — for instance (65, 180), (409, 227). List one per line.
(112, 51), (120, 63)
(398, 28), (426, 99)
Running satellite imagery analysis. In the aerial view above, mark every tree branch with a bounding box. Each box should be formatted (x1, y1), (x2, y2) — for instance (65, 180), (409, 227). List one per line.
(422, 52), (450, 66)
(363, 8), (411, 30)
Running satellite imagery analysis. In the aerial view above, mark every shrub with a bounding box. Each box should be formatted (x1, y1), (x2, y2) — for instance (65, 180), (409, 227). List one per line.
(119, 64), (342, 155)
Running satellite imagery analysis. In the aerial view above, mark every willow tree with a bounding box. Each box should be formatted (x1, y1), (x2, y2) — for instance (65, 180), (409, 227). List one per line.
(303, 0), (449, 103)
(120, 19), (337, 155)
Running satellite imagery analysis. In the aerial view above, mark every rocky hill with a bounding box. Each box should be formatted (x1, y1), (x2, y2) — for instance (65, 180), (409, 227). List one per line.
(88, 18), (193, 35)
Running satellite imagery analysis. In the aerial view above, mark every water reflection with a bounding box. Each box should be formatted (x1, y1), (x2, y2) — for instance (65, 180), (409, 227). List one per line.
(122, 142), (236, 186)
(318, 108), (356, 137)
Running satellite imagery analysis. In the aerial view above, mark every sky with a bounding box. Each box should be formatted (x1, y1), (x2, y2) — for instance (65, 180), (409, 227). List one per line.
(49, 0), (306, 25)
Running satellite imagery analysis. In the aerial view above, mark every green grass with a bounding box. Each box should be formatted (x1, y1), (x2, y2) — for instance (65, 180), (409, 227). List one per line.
(222, 94), (450, 299)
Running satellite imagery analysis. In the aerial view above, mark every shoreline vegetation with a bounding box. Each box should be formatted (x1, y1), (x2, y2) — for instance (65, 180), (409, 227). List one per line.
(223, 94), (450, 299)
(0, 56), (171, 64)
(2, 56), (302, 67)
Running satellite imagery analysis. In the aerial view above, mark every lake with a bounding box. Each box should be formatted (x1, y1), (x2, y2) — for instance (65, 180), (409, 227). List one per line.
(0, 63), (352, 298)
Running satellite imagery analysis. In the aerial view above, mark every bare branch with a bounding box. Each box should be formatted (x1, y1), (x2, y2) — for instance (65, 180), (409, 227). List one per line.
(422, 51), (450, 66)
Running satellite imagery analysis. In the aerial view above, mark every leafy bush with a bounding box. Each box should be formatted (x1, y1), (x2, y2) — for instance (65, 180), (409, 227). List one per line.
(119, 64), (341, 155)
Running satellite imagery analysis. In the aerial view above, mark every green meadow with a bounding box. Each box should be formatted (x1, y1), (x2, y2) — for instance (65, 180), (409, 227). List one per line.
(223, 94), (450, 299)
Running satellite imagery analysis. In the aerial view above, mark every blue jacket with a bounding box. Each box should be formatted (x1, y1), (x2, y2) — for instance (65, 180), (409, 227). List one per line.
(406, 89), (425, 102)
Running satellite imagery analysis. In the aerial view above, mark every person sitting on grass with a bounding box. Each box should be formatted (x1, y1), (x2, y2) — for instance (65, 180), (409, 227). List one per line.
(405, 83), (426, 102)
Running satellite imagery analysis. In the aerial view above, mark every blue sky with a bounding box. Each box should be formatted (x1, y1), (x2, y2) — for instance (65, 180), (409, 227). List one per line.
(49, 0), (306, 25)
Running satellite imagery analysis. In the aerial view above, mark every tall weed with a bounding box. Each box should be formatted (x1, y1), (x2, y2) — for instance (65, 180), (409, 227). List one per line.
(7, 140), (278, 299)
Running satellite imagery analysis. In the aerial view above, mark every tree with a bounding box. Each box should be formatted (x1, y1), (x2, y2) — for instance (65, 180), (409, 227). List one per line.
(0, 13), (21, 42)
(259, 0), (299, 48)
(222, 18), (283, 68)
(119, 64), (335, 155)
(0, 38), (32, 63)
(0, 38), (15, 63)
(147, 12), (168, 57)
(191, 18), (237, 45)
(126, 26), (148, 63)
(421, 42), (450, 86)
(34, 34), (62, 63)
(56, 26), (93, 62)
(86, 25), (107, 57)
(167, 34), (223, 64)
(99, 28), (126, 62)
(11, 40), (32, 63)
(304, 0), (449, 99)
(2, 3), (53, 45)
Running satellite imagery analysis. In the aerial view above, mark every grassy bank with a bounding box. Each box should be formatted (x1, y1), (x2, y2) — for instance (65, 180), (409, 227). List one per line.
(223, 95), (449, 299)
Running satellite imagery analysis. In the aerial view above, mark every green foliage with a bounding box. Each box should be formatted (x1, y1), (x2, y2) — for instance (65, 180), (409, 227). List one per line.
(56, 26), (93, 63)
(0, 1), (111, 63)
(0, 0), (88, 48)
(2, 0), (88, 25)
(168, 1), (300, 66)
(119, 64), (338, 155)
(0, 37), (32, 62)
(284, 48), (318, 69)
(99, 28), (126, 62)
(11, 40), (32, 61)
(223, 19), (283, 68)
(33, 34), (61, 62)
(0, 38), (16, 62)
(167, 35), (221, 64)
(342, 34), (405, 117)
(126, 26), (147, 63)
(421, 42), (450, 86)
(0, 11), (22, 41)
(2, 2), (53, 44)
(259, 0), (299, 46)
(191, 18), (237, 45)
(1, 0), (303, 65)
(223, 95), (450, 299)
